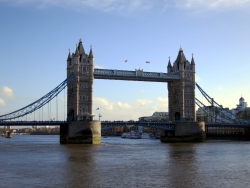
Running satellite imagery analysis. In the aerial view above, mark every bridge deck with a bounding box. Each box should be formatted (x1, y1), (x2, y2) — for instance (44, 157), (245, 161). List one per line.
(1, 121), (249, 129)
(94, 69), (180, 82)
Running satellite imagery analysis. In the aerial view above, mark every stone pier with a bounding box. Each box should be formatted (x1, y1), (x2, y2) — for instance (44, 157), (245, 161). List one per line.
(161, 121), (206, 142)
(60, 121), (101, 144)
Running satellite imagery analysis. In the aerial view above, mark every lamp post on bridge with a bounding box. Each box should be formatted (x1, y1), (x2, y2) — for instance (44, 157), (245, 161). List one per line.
(96, 108), (101, 121)
(99, 113), (102, 121)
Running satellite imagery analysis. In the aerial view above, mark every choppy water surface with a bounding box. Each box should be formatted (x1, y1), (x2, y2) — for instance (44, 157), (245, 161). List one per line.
(1, 135), (250, 188)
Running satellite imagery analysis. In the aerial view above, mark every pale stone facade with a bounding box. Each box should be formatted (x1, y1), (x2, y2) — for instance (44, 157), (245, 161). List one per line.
(167, 48), (196, 121)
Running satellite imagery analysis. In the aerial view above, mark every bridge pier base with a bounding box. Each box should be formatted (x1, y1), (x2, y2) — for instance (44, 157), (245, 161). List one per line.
(161, 122), (206, 142)
(60, 121), (101, 144)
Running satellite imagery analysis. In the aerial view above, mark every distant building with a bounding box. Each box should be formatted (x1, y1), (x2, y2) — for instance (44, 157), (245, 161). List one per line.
(139, 112), (169, 122)
(231, 96), (248, 118)
(196, 96), (248, 122)
(4, 126), (12, 130)
(138, 112), (169, 133)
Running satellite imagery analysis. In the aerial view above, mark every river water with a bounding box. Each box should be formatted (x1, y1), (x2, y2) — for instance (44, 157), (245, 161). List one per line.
(0, 135), (250, 188)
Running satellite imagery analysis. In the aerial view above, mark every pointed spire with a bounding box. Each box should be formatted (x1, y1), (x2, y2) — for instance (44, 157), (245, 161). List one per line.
(89, 45), (94, 58)
(167, 56), (172, 68)
(67, 48), (72, 61)
(75, 44), (79, 57)
(78, 37), (85, 55)
(191, 53), (195, 65)
(175, 46), (186, 64)
(179, 45), (183, 52)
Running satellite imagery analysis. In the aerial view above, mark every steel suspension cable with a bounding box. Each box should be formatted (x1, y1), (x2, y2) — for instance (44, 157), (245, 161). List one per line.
(0, 76), (74, 121)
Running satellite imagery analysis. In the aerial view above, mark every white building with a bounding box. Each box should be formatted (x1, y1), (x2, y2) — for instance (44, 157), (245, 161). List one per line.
(231, 96), (248, 118)
(196, 96), (248, 122)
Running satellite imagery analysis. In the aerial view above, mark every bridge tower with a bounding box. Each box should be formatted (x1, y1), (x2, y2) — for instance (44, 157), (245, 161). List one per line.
(67, 38), (94, 121)
(167, 47), (196, 122)
(60, 38), (101, 144)
(162, 47), (205, 142)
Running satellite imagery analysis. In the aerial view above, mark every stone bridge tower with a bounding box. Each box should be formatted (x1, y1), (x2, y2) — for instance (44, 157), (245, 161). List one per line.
(60, 38), (101, 144)
(167, 47), (196, 122)
(66, 38), (94, 121)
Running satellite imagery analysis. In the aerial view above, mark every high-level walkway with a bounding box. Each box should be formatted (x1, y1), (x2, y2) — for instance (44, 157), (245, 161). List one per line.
(94, 69), (180, 82)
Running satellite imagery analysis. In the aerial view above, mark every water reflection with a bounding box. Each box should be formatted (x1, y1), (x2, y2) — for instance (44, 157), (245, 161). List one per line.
(1, 136), (250, 187)
(167, 143), (200, 187)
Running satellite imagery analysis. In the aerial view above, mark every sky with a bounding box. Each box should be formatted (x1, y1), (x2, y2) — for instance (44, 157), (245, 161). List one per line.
(0, 0), (250, 123)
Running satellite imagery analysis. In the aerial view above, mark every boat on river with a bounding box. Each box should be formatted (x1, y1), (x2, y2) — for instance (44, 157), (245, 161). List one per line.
(5, 131), (12, 138)
(121, 131), (141, 139)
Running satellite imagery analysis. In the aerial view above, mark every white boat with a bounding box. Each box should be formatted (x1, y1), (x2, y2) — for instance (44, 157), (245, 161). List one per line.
(141, 132), (150, 139)
(121, 131), (141, 139)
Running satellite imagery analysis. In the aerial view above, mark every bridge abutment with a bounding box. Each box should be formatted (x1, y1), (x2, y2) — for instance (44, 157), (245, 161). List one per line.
(60, 121), (101, 144)
(161, 122), (206, 142)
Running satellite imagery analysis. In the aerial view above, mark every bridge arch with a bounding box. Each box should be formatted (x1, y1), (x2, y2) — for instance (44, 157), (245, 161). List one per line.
(174, 112), (180, 120)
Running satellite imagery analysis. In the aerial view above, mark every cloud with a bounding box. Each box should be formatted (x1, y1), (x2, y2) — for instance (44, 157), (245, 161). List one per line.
(136, 99), (153, 106)
(1, 0), (155, 12)
(140, 89), (145, 93)
(157, 97), (168, 103)
(0, 98), (6, 106)
(0, 86), (14, 98)
(175, 0), (250, 11)
(2, 0), (249, 12)
(217, 86), (222, 90)
(94, 65), (104, 69)
(94, 97), (114, 110)
(195, 75), (201, 82)
(94, 97), (156, 120)
(117, 102), (131, 109)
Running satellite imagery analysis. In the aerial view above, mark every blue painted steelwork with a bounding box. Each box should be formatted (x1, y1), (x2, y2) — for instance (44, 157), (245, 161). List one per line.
(196, 83), (241, 123)
(0, 120), (175, 131)
(206, 122), (250, 128)
(101, 121), (175, 131)
(0, 76), (75, 121)
(0, 121), (68, 126)
(196, 98), (218, 121)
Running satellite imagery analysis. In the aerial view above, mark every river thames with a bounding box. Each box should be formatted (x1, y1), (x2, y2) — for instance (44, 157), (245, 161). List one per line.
(0, 135), (250, 188)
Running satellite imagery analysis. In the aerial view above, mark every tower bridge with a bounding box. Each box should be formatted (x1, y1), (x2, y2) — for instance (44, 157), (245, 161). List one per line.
(1, 38), (249, 143)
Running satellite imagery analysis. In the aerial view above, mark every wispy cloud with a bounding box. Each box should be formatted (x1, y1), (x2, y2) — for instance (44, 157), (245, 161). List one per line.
(136, 99), (153, 106)
(196, 75), (201, 82)
(0, 0), (155, 12)
(217, 86), (222, 90)
(0, 98), (6, 106)
(140, 89), (145, 93)
(0, 86), (14, 98)
(1, 0), (249, 12)
(175, 0), (250, 11)
(94, 65), (104, 69)
(94, 97), (156, 120)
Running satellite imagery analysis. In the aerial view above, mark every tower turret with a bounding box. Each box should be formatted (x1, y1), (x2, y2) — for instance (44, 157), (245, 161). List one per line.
(75, 44), (79, 57)
(89, 46), (94, 58)
(78, 37), (85, 55)
(67, 49), (72, 62)
(191, 53), (195, 72)
(167, 57), (172, 73)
